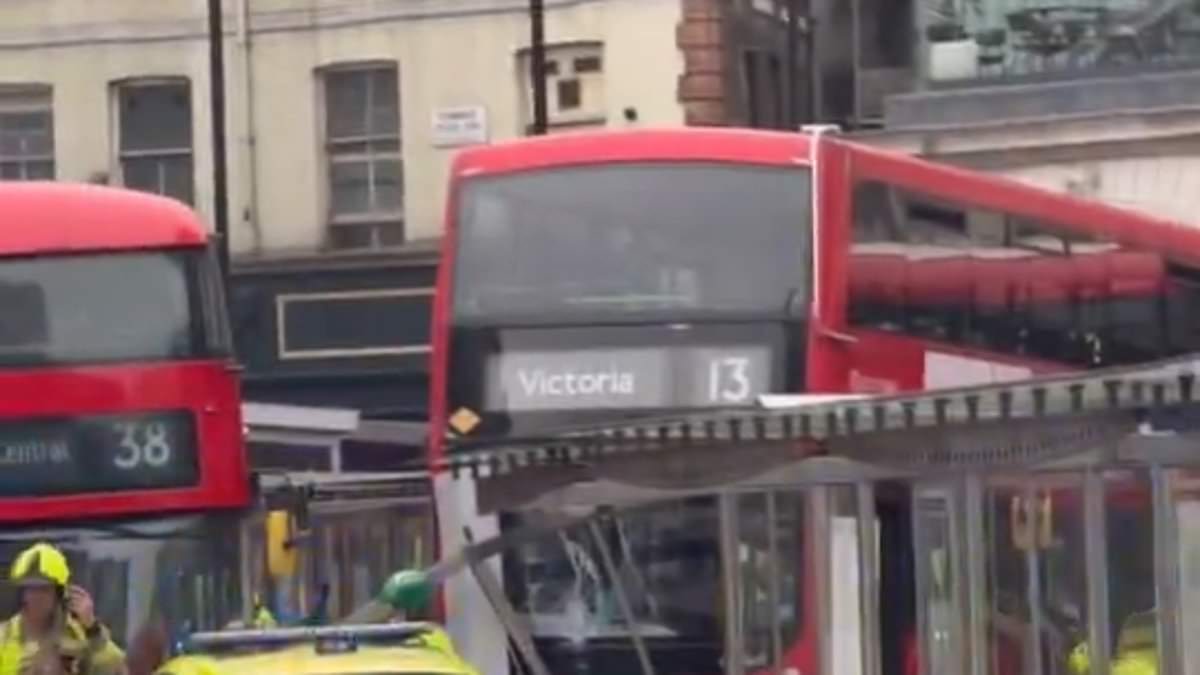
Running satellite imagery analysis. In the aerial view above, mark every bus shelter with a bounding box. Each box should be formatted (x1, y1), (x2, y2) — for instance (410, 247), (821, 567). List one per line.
(444, 356), (1200, 675)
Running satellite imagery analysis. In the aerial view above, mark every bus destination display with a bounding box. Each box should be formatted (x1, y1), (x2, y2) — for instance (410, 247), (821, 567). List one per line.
(0, 410), (199, 497)
(487, 345), (774, 412)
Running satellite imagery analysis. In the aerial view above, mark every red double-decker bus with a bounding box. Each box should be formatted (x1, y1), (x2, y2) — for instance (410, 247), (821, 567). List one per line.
(429, 128), (1200, 675)
(0, 183), (250, 645)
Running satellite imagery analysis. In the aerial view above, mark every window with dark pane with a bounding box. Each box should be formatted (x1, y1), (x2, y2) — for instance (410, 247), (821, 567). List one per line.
(572, 55), (602, 74)
(0, 85), (54, 181)
(116, 80), (193, 205)
(323, 64), (404, 250)
(556, 79), (581, 110)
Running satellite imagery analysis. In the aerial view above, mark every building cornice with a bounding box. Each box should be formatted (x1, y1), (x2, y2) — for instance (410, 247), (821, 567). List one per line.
(851, 105), (1200, 166)
(0, 0), (610, 50)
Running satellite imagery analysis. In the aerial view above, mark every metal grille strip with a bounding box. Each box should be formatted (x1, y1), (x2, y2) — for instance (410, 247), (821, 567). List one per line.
(444, 355), (1200, 478)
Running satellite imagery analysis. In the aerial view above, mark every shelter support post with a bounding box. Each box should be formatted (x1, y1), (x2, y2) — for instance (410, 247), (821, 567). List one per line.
(1084, 470), (1112, 675)
(811, 485), (835, 675)
(1152, 465), (1182, 675)
(586, 518), (657, 675)
(963, 476), (987, 675)
(1022, 483), (1045, 675)
(719, 493), (743, 675)
(462, 527), (552, 675)
(856, 482), (881, 675)
(766, 492), (784, 669)
(912, 483), (967, 675)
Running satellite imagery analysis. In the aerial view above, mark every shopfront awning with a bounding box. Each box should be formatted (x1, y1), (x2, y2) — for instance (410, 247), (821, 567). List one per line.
(444, 355), (1200, 513)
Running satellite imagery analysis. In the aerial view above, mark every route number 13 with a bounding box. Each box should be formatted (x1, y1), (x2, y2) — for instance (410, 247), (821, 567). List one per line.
(708, 357), (752, 404)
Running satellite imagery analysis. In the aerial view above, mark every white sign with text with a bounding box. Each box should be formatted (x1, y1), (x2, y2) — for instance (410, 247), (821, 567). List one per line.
(432, 106), (488, 147)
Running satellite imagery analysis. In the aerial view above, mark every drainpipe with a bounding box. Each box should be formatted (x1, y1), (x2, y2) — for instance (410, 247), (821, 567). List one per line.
(208, 0), (231, 282)
(528, 0), (548, 135)
(237, 0), (263, 253)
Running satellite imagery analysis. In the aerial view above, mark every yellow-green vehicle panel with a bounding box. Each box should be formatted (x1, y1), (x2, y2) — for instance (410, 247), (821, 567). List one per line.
(155, 625), (481, 675)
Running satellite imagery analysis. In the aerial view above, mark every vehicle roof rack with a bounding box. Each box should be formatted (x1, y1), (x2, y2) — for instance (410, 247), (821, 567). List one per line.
(185, 622), (435, 653)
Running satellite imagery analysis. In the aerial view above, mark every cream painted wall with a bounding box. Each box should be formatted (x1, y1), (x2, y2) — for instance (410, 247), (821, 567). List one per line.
(0, 0), (685, 256)
(856, 112), (1200, 227)
(996, 157), (1200, 227)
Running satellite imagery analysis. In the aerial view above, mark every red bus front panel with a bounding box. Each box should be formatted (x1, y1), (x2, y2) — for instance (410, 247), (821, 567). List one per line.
(0, 361), (247, 522)
(0, 188), (249, 523)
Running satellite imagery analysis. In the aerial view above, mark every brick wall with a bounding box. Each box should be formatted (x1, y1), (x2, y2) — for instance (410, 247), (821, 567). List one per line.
(677, 0), (729, 125)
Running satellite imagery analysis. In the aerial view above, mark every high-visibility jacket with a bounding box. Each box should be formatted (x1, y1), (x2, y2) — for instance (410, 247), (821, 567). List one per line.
(1067, 609), (1158, 675)
(249, 605), (276, 630)
(0, 613), (125, 675)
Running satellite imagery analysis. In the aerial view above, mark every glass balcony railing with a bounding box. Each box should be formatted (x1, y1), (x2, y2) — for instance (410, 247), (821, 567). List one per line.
(920, 0), (1200, 84)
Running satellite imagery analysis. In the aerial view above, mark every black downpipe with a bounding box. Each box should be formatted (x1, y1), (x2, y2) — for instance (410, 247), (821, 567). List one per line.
(529, 0), (549, 135)
(785, 0), (799, 128)
(208, 0), (231, 284)
(806, 4), (819, 122)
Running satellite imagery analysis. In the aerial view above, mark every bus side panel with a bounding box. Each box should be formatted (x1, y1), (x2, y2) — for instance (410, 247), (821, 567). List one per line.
(807, 137), (853, 393)
(429, 165), (511, 675)
(846, 330), (925, 393)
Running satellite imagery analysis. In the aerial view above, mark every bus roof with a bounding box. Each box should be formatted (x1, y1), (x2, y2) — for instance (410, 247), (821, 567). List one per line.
(450, 126), (1200, 266)
(451, 127), (811, 176)
(0, 182), (208, 256)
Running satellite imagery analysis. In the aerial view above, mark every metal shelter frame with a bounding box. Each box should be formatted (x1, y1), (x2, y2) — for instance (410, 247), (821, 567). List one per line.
(437, 354), (1200, 675)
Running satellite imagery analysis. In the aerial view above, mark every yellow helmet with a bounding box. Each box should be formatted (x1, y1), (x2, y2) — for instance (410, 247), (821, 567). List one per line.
(10, 542), (70, 588)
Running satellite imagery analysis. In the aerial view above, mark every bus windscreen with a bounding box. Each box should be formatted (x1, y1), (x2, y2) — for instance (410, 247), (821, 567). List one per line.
(453, 162), (811, 321)
(0, 250), (208, 367)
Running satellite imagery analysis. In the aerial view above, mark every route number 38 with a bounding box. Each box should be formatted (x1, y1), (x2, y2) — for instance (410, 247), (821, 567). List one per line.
(112, 421), (172, 469)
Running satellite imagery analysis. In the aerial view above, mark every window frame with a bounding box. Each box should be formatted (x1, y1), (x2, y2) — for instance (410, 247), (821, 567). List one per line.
(0, 84), (54, 181)
(112, 77), (195, 205)
(451, 161), (813, 324)
(319, 62), (405, 250)
(517, 41), (606, 132)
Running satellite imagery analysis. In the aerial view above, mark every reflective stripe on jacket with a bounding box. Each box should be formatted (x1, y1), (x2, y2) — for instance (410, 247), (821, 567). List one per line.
(0, 614), (125, 675)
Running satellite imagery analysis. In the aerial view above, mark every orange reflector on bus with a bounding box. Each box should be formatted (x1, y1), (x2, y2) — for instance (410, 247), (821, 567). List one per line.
(449, 408), (481, 435)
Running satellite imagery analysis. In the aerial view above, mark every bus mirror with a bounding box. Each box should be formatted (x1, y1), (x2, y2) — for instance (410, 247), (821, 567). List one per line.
(265, 510), (298, 579)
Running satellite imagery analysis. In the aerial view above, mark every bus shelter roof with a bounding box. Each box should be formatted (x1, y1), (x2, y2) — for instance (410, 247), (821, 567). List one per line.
(445, 355), (1200, 514)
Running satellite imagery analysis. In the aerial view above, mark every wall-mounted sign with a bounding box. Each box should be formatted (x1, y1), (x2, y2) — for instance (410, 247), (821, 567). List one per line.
(432, 106), (488, 148)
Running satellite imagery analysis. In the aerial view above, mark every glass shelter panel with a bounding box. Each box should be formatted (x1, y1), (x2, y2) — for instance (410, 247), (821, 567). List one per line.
(505, 499), (726, 675)
(1171, 468), (1200, 675)
(1103, 470), (1158, 673)
(915, 486), (967, 675)
(241, 501), (435, 626)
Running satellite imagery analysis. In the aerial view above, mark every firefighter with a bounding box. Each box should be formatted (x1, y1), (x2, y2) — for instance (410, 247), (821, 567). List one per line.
(247, 594), (277, 630)
(0, 542), (124, 675)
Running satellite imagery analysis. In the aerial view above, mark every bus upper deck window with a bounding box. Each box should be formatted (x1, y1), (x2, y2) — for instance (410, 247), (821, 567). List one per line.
(0, 282), (47, 347)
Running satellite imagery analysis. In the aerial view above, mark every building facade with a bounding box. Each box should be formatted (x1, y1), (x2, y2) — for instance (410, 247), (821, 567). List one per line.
(825, 0), (1200, 224)
(0, 0), (807, 476)
(12, 0), (1196, 455)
